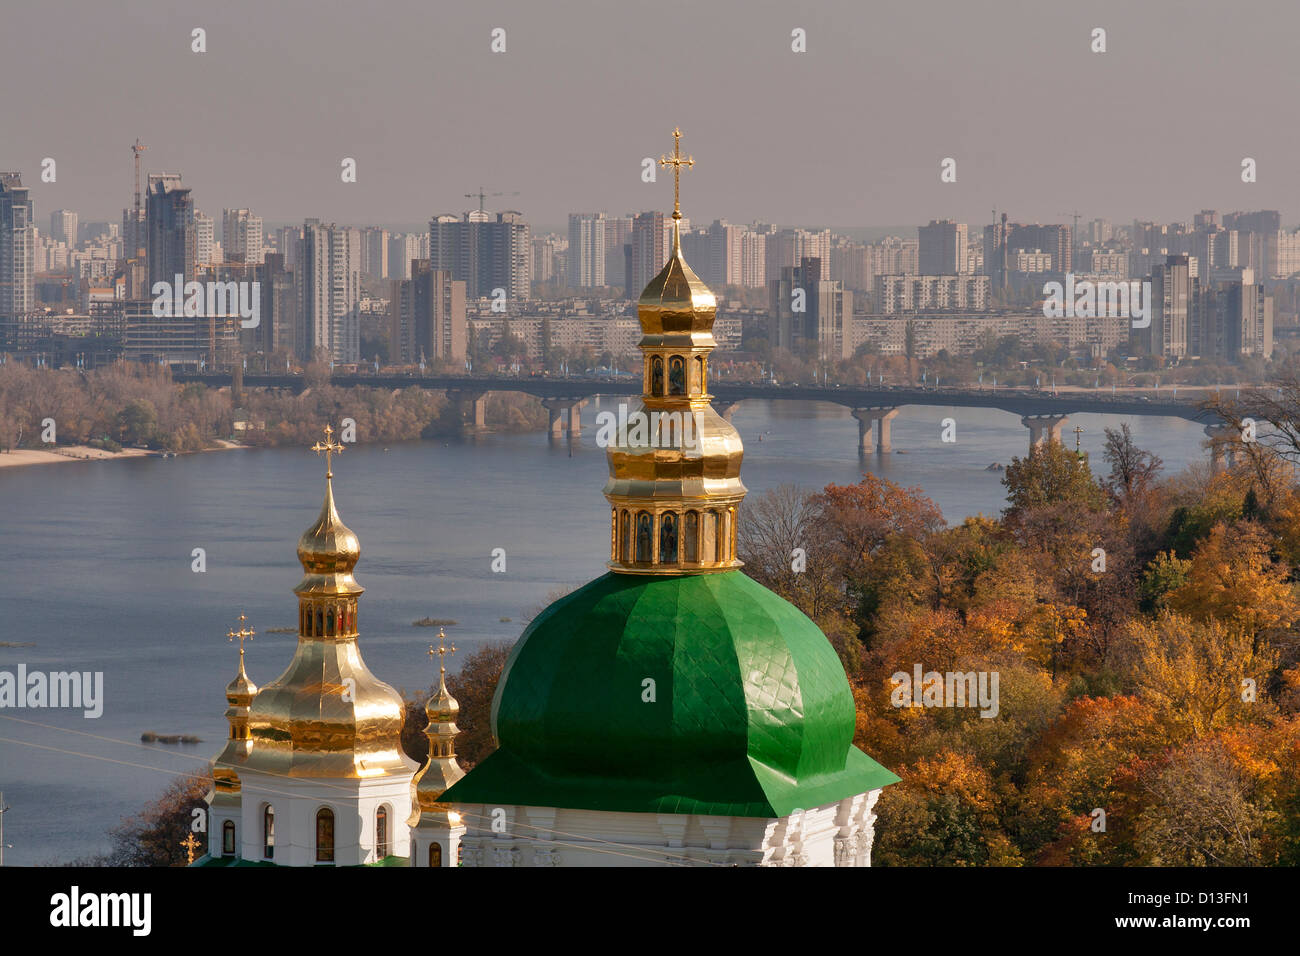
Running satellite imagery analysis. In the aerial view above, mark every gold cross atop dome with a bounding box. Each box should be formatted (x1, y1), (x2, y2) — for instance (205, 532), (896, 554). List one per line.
(659, 127), (694, 220)
(428, 627), (457, 677)
(227, 612), (255, 657)
(180, 832), (200, 865)
(311, 423), (344, 479)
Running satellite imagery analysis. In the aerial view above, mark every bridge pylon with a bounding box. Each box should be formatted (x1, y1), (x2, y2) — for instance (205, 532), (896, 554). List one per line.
(852, 407), (899, 455)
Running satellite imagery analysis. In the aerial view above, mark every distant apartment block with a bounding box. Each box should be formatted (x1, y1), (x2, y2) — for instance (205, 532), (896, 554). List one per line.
(568, 213), (606, 288)
(918, 219), (968, 274)
(430, 209), (531, 301)
(390, 262), (466, 364)
(768, 256), (852, 360)
(873, 274), (990, 313)
(222, 208), (264, 265)
(298, 220), (361, 363)
(49, 209), (78, 248)
(0, 174), (35, 316)
(146, 174), (195, 287)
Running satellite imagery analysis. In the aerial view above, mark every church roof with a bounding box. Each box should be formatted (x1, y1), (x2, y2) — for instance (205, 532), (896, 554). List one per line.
(440, 570), (898, 817)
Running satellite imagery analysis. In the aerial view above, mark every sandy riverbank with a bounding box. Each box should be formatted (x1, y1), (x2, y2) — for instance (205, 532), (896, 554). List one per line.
(0, 441), (246, 470)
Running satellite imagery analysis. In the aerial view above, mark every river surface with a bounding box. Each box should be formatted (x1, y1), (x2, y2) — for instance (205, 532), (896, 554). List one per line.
(0, 397), (1206, 865)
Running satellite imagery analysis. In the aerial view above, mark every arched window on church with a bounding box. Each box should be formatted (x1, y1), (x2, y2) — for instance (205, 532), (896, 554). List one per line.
(651, 357), (664, 397)
(316, 808), (335, 863)
(263, 805), (275, 859)
(660, 512), (679, 564)
(684, 511), (699, 563)
(717, 509), (728, 562)
(694, 356), (705, 393)
(315, 608), (323, 637)
(635, 512), (653, 563)
(326, 608), (335, 636)
(222, 819), (235, 856)
(668, 356), (686, 395)
(619, 510), (631, 563)
(702, 509), (718, 563)
(429, 842), (443, 868)
(376, 805), (390, 859)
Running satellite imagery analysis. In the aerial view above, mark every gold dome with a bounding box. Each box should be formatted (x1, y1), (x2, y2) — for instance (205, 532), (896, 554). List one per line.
(637, 223), (717, 336)
(296, 478), (361, 577)
(409, 632), (466, 822)
(224, 654), (258, 706)
(241, 428), (416, 780)
(426, 682), (460, 723)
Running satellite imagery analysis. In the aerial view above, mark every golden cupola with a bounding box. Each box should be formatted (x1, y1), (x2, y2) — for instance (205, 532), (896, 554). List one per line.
(243, 426), (416, 780)
(408, 629), (466, 827)
(604, 128), (745, 574)
(211, 614), (258, 797)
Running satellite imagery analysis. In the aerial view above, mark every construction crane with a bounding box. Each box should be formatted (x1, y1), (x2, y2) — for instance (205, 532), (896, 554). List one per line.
(131, 138), (148, 259)
(464, 187), (519, 214)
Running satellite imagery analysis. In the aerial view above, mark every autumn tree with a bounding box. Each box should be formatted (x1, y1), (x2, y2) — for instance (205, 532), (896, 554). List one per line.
(1135, 738), (1276, 866)
(1126, 612), (1278, 741)
(402, 641), (514, 770)
(71, 772), (212, 866)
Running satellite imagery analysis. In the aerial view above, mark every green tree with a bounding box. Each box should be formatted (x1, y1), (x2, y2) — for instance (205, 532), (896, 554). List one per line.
(1002, 440), (1105, 520)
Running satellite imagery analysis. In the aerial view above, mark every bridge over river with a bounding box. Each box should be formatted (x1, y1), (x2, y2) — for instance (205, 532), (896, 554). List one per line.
(175, 372), (1238, 458)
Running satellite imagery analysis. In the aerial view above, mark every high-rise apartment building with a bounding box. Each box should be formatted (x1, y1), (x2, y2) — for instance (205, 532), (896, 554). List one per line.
(429, 209), (531, 301)
(146, 174), (195, 287)
(0, 173), (35, 315)
(738, 229), (767, 288)
(567, 213), (606, 288)
(532, 234), (565, 287)
(681, 221), (737, 291)
(768, 256), (852, 361)
(918, 220), (968, 274)
(390, 261), (466, 365)
(297, 220), (361, 363)
(49, 209), (78, 248)
(194, 212), (215, 267)
(765, 228), (831, 284)
(1133, 254), (1198, 359)
(386, 233), (421, 281)
(603, 216), (633, 290)
(359, 227), (389, 279)
(222, 208), (264, 265)
(627, 211), (677, 298)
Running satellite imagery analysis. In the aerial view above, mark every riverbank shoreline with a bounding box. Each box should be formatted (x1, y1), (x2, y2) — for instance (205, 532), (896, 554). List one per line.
(0, 440), (247, 470)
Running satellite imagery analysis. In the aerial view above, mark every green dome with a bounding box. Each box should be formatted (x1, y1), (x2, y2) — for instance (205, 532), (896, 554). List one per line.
(441, 571), (898, 817)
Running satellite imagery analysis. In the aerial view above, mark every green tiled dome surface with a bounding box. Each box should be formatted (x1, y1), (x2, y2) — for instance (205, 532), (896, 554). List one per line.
(441, 571), (898, 817)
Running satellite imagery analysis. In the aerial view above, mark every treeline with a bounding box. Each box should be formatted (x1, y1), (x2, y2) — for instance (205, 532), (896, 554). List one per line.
(0, 363), (549, 455)
(740, 420), (1300, 865)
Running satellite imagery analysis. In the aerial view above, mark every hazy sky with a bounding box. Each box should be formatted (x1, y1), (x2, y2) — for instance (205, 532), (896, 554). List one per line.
(5, 0), (1298, 233)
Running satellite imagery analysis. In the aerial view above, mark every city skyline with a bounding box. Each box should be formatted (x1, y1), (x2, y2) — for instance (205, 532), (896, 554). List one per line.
(5, 0), (1300, 228)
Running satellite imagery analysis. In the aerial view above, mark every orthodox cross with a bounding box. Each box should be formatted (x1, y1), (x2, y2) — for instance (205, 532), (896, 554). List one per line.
(428, 627), (457, 678)
(228, 612), (255, 662)
(659, 127), (694, 220)
(180, 832), (201, 865)
(1073, 425), (1084, 452)
(311, 423), (344, 479)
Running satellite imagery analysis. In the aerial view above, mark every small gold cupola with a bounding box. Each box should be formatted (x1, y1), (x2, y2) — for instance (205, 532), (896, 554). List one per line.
(242, 425), (415, 779)
(211, 614), (258, 797)
(408, 629), (466, 828)
(604, 128), (746, 575)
